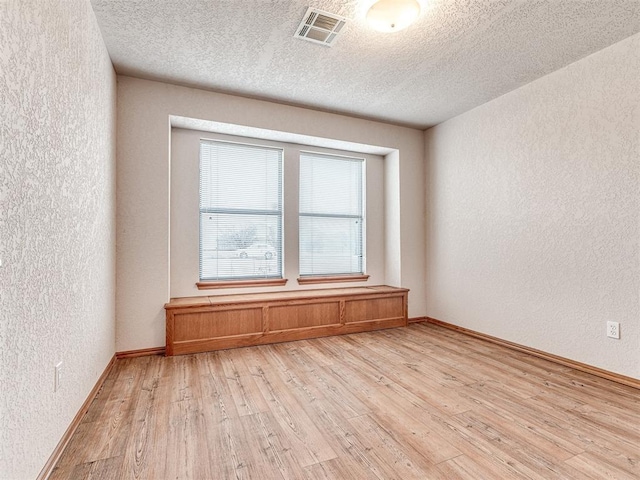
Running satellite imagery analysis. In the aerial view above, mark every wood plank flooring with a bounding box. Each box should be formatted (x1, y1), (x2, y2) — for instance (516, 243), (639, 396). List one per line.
(50, 323), (640, 479)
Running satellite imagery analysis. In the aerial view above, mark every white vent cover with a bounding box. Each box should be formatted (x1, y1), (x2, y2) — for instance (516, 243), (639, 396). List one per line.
(294, 7), (347, 47)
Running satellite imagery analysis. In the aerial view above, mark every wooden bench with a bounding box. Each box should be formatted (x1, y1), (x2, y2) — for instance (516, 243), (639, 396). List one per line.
(164, 285), (409, 355)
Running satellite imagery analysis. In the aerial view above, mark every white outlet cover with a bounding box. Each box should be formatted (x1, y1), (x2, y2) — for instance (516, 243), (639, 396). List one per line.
(606, 321), (620, 339)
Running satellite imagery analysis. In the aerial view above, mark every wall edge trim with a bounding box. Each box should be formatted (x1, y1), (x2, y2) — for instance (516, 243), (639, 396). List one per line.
(426, 317), (640, 390)
(116, 347), (166, 359)
(408, 316), (428, 324)
(37, 354), (117, 480)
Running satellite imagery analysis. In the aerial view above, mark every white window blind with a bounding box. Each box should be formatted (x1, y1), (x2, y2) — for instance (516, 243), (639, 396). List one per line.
(199, 140), (283, 281)
(299, 152), (364, 277)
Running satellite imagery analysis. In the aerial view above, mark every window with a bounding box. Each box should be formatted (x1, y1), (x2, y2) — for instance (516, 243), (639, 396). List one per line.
(299, 152), (364, 277)
(199, 140), (283, 281)
(172, 129), (380, 292)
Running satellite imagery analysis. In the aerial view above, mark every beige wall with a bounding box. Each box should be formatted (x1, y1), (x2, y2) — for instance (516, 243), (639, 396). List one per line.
(117, 76), (426, 352)
(425, 33), (640, 378)
(0, 1), (117, 478)
(170, 128), (386, 297)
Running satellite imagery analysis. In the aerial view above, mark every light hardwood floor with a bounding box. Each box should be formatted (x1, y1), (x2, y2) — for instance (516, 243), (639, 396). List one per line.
(50, 323), (639, 479)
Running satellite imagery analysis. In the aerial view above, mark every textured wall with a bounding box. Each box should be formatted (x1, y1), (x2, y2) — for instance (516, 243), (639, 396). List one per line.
(117, 76), (425, 352)
(425, 34), (639, 378)
(0, 1), (116, 478)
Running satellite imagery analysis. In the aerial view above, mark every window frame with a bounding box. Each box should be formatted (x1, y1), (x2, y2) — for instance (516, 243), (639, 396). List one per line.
(298, 151), (367, 281)
(198, 138), (285, 285)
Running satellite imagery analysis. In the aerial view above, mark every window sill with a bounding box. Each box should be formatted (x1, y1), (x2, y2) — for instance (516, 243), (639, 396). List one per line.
(297, 275), (370, 285)
(196, 278), (288, 290)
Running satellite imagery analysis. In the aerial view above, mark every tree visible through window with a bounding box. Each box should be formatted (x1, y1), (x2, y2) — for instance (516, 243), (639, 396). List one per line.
(299, 152), (364, 277)
(199, 140), (283, 281)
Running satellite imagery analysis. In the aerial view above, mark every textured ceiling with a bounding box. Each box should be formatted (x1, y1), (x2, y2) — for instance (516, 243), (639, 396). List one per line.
(91, 0), (640, 129)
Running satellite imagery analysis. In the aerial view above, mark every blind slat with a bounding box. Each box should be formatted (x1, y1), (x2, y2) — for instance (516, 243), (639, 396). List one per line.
(299, 153), (364, 276)
(200, 140), (283, 281)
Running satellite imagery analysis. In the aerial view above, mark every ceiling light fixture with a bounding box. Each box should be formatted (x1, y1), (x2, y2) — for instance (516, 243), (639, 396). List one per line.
(366, 0), (421, 33)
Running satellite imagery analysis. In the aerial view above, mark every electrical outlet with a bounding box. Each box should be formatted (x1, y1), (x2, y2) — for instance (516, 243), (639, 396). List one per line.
(607, 321), (620, 339)
(54, 362), (62, 392)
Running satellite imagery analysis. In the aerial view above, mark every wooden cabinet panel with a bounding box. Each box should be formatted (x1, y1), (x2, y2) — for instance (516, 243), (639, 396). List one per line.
(345, 296), (404, 323)
(165, 286), (408, 355)
(173, 308), (262, 341)
(270, 302), (341, 331)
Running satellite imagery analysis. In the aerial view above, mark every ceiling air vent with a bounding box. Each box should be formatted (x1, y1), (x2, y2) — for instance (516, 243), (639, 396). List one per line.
(294, 7), (347, 47)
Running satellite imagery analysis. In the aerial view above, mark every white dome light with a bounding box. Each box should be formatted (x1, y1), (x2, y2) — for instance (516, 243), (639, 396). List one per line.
(366, 0), (421, 33)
